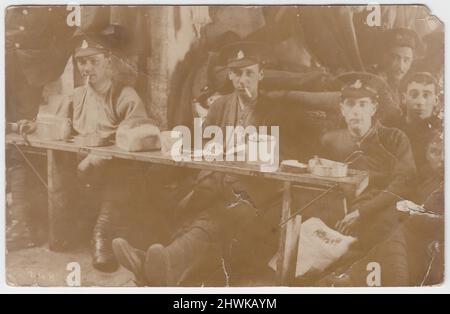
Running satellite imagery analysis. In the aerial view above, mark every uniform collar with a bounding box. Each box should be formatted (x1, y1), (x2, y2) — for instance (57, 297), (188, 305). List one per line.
(349, 121), (380, 147)
(406, 115), (440, 130)
(236, 91), (258, 111)
(89, 78), (112, 96)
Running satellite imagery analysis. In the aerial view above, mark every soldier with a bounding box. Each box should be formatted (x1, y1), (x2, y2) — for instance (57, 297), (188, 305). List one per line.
(319, 131), (443, 287)
(6, 6), (75, 251)
(322, 72), (417, 241)
(400, 72), (442, 181)
(112, 42), (305, 286)
(56, 26), (148, 272)
(318, 72), (417, 284)
(376, 28), (421, 118)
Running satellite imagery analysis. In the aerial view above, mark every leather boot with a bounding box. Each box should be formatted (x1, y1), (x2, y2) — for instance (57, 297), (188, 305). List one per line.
(145, 227), (211, 286)
(112, 238), (146, 286)
(92, 201), (120, 273)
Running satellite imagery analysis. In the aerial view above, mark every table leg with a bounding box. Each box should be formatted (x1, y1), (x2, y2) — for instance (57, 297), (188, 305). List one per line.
(47, 149), (59, 250)
(47, 149), (72, 251)
(277, 181), (293, 285)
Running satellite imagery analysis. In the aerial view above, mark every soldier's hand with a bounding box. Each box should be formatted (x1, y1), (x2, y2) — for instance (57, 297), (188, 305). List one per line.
(192, 102), (209, 119)
(12, 120), (37, 135)
(335, 210), (360, 236)
(77, 154), (112, 176)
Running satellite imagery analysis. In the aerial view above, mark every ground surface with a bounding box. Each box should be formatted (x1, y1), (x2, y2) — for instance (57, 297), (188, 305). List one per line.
(6, 245), (135, 287)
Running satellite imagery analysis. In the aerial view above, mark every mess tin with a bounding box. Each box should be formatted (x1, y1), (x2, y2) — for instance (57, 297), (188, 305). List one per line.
(35, 116), (72, 141)
(308, 157), (348, 178)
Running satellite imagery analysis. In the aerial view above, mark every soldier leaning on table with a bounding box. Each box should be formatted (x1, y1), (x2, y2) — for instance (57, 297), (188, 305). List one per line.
(317, 130), (443, 287)
(55, 26), (148, 272)
(316, 72), (417, 286)
(112, 41), (324, 286)
(6, 6), (75, 251)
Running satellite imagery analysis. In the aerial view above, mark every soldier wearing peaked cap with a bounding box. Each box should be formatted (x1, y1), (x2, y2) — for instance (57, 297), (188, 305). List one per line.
(383, 28), (420, 81)
(111, 41), (317, 286)
(59, 26), (148, 140)
(375, 28), (422, 117)
(55, 25), (148, 273)
(218, 41), (269, 67)
(214, 41), (269, 109)
(319, 72), (417, 285)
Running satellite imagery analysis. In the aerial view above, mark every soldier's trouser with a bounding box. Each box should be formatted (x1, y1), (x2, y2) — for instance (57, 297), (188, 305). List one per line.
(57, 153), (139, 241)
(179, 196), (258, 245)
(333, 226), (409, 287)
(170, 192), (280, 284)
(346, 213), (445, 287)
(78, 156), (141, 272)
(316, 205), (408, 286)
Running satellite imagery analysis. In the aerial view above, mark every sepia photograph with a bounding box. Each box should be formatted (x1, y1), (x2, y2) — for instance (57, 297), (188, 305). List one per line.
(3, 2), (445, 289)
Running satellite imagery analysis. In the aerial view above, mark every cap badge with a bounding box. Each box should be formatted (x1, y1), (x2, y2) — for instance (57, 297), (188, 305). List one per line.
(237, 50), (245, 60)
(81, 40), (89, 49)
(350, 80), (363, 89)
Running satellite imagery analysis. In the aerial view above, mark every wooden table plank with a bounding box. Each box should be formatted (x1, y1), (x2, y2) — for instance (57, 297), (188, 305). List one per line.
(6, 133), (369, 197)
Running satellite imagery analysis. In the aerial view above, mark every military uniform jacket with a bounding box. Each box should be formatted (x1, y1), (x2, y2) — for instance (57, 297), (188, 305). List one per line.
(401, 116), (442, 181)
(195, 91), (299, 210)
(321, 122), (417, 220)
(56, 80), (148, 140)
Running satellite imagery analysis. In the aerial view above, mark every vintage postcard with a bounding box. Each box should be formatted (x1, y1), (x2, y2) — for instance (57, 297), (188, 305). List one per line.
(4, 3), (445, 289)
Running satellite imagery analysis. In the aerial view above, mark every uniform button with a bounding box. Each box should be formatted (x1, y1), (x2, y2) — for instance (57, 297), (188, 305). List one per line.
(15, 43), (20, 48)
(19, 26), (25, 31)
(22, 9), (28, 15)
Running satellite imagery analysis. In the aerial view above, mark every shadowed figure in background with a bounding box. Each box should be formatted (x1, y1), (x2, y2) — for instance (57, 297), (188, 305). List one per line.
(399, 72), (443, 182)
(6, 6), (75, 251)
(371, 28), (421, 126)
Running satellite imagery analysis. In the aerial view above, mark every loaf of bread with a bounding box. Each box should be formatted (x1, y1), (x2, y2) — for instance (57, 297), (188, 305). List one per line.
(116, 118), (161, 152)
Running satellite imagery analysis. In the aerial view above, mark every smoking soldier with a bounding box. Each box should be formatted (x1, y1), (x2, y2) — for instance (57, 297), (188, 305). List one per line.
(56, 26), (148, 272)
(112, 41), (314, 286)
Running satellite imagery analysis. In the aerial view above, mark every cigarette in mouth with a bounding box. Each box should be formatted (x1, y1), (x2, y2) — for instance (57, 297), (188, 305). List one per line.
(85, 75), (90, 86)
(244, 87), (252, 98)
